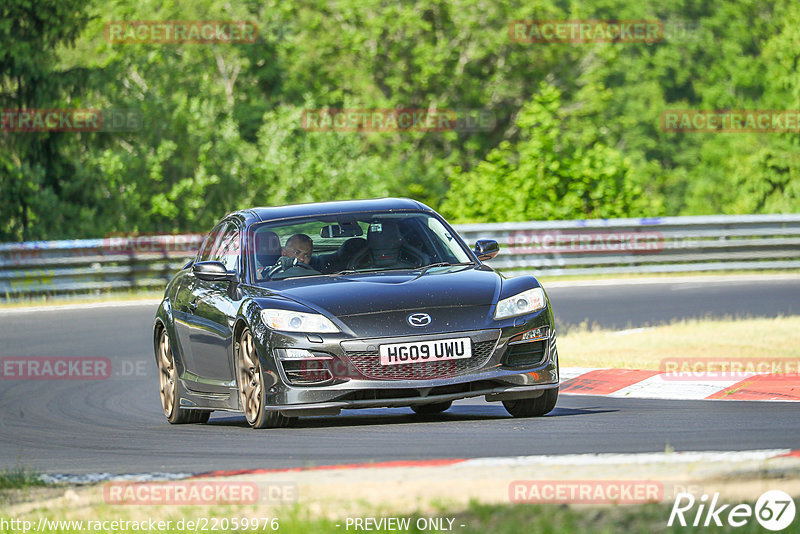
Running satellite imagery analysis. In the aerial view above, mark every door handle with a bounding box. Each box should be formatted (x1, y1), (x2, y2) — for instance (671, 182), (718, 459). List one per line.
(187, 299), (198, 313)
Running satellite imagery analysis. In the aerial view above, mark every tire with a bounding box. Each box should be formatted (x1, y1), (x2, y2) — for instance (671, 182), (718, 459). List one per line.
(503, 388), (558, 418)
(156, 328), (211, 424)
(411, 401), (452, 414)
(237, 327), (294, 429)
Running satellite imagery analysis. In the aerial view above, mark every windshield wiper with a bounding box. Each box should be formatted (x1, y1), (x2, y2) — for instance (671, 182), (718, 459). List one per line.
(418, 262), (473, 275)
(331, 269), (360, 276)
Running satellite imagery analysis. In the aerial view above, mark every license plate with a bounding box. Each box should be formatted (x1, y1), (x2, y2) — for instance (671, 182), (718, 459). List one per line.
(379, 338), (472, 366)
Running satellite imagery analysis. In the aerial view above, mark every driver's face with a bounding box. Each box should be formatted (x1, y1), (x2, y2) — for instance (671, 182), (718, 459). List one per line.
(284, 242), (312, 264)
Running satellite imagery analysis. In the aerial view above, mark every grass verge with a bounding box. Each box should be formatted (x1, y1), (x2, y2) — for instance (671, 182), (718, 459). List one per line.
(0, 467), (46, 490)
(558, 316), (800, 370)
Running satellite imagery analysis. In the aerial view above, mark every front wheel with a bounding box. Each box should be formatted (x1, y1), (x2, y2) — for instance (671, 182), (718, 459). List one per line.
(237, 327), (294, 429)
(503, 388), (558, 418)
(156, 328), (210, 424)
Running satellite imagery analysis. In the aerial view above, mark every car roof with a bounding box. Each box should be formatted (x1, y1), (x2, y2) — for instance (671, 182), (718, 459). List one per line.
(238, 197), (433, 223)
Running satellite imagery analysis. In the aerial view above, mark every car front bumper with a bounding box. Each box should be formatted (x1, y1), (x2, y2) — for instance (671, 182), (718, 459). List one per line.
(254, 308), (560, 414)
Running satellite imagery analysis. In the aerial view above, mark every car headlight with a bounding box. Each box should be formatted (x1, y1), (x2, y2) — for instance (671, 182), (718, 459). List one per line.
(260, 309), (340, 333)
(494, 287), (546, 319)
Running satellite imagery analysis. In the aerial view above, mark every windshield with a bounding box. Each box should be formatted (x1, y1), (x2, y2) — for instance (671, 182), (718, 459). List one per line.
(248, 211), (473, 282)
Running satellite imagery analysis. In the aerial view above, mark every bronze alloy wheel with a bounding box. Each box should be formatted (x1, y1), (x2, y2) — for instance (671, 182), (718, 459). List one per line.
(237, 328), (263, 425)
(157, 328), (177, 418)
(156, 328), (210, 424)
(236, 327), (293, 429)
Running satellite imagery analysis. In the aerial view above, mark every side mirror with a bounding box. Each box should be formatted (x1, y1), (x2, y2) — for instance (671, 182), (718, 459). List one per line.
(474, 239), (499, 261)
(193, 261), (238, 282)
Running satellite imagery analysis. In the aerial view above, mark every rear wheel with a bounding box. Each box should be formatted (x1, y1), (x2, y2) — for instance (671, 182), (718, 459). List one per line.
(411, 401), (452, 414)
(237, 327), (294, 429)
(156, 328), (210, 424)
(503, 389), (558, 418)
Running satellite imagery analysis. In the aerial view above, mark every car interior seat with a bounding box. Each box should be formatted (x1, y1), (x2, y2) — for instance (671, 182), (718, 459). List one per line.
(255, 230), (281, 278)
(348, 221), (429, 269)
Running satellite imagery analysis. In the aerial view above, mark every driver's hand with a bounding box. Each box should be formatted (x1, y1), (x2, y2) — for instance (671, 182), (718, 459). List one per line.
(276, 256), (298, 269)
(266, 255), (317, 279)
(262, 256), (295, 279)
(272, 256), (297, 274)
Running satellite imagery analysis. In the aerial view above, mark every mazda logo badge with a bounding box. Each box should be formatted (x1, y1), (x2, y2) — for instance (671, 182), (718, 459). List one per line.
(407, 313), (432, 327)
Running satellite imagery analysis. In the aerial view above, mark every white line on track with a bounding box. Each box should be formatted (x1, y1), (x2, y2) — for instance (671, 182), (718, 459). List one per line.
(40, 449), (795, 483)
(41, 472), (193, 484)
(462, 449), (794, 468)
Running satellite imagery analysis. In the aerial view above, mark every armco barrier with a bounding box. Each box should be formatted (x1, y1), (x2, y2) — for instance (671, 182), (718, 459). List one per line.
(1, 214), (799, 297)
(0, 234), (204, 297)
(454, 214), (800, 277)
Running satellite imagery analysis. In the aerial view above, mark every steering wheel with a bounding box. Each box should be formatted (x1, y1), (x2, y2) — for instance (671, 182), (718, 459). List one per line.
(264, 257), (320, 280)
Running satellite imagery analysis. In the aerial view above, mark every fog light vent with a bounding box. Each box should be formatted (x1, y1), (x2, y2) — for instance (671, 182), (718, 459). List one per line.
(503, 340), (547, 368)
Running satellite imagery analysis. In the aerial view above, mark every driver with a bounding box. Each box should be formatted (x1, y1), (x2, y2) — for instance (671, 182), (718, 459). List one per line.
(282, 233), (313, 264)
(265, 233), (321, 279)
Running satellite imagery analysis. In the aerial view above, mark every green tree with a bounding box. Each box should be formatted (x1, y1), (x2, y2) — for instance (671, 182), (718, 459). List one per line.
(0, 0), (93, 240)
(441, 83), (656, 222)
(3, 0), (800, 242)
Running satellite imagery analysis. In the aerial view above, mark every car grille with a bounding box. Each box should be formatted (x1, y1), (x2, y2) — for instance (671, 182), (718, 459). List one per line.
(503, 340), (548, 368)
(344, 339), (497, 380)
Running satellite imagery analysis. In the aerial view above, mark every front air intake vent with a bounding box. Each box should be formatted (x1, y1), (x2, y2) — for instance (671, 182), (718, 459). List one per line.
(281, 360), (333, 385)
(503, 340), (547, 368)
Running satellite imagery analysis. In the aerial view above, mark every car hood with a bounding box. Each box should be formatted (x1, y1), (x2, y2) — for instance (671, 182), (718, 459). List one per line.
(269, 265), (502, 317)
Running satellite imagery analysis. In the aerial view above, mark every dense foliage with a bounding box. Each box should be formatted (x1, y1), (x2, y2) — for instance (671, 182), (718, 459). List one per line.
(1, 0), (798, 240)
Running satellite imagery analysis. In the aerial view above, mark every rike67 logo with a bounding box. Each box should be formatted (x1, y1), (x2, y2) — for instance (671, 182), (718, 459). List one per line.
(669, 490), (796, 531)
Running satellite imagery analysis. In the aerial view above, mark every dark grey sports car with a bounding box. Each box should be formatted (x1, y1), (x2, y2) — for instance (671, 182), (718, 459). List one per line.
(153, 198), (559, 428)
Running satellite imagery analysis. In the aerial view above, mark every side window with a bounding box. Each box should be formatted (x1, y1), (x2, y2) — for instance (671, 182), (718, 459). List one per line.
(198, 223), (225, 262)
(213, 223), (241, 271)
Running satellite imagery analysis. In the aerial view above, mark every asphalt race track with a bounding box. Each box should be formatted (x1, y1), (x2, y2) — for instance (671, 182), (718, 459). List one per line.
(1, 277), (799, 475)
(549, 275), (800, 330)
